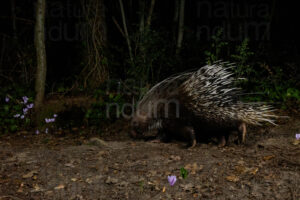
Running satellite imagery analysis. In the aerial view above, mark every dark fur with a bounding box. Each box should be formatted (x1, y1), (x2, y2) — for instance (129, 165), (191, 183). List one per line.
(131, 102), (246, 147)
(131, 63), (275, 147)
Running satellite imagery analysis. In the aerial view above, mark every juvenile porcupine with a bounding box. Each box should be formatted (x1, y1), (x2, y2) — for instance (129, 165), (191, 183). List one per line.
(131, 62), (278, 147)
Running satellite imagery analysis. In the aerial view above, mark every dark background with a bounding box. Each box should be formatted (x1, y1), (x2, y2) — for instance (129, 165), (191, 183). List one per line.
(0, 0), (299, 100)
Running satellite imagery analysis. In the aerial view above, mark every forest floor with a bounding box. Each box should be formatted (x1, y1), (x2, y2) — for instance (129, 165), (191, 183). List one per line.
(0, 116), (300, 200)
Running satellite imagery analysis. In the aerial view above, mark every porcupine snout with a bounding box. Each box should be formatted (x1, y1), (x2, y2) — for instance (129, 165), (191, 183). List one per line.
(130, 111), (155, 138)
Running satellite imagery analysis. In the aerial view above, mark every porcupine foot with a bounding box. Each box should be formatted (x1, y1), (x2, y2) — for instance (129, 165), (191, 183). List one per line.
(238, 122), (247, 144)
(150, 131), (171, 143)
(182, 126), (197, 148)
(218, 135), (227, 147)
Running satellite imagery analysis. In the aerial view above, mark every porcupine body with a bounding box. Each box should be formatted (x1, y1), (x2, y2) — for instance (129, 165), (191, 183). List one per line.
(130, 62), (278, 147)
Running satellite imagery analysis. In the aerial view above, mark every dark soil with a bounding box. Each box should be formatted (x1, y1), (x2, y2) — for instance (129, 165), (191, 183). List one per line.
(1, 118), (300, 200)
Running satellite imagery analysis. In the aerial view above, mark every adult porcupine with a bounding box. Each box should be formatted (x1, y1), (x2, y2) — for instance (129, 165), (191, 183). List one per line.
(131, 62), (278, 147)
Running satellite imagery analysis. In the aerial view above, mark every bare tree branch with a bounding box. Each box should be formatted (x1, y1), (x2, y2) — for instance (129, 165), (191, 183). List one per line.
(79, 0), (108, 88)
(146, 0), (156, 29)
(176, 0), (185, 54)
(139, 0), (145, 34)
(118, 0), (133, 62)
(112, 16), (125, 38)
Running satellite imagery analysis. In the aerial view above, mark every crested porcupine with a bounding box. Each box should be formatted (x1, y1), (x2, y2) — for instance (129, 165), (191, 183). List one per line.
(131, 62), (278, 147)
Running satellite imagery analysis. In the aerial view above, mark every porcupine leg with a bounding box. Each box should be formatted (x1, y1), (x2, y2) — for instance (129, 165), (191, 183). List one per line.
(157, 129), (172, 143)
(238, 122), (247, 144)
(182, 126), (197, 148)
(149, 129), (171, 143)
(217, 135), (227, 147)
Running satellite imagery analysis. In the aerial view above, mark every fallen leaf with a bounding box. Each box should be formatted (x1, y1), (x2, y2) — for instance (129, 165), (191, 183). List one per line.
(23, 170), (38, 179)
(170, 155), (181, 161)
(180, 183), (194, 191)
(249, 168), (259, 175)
(226, 175), (239, 182)
(235, 165), (246, 174)
(263, 155), (275, 161)
(65, 163), (75, 168)
(34, 184), (40, 190)
(54, 184), (65, 190)
(17, 187), (23, 193)
(162, 186), (166, 193)
(97, 151), (107, 158)
(292, 139), (300, 145)
(130, 142), (136, 146)
(71, 178), (77, 182)
(147, 181), (154, 185)
(184, 163), (203, 175)
(31, 184), (43, 192)
(86, 178), (93, 184)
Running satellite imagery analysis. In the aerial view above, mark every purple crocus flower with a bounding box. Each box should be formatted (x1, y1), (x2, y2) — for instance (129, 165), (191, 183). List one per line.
(45, 118), (51, 123)
(27, 103), (34, 109)
(22, 96), (29, 104)
(20, 115), (25, 119)
(45, 128), (48, 134)
(296, 133), (300, 140)
(14, 114), (20, 118)
(5, 96), (9, 102)
(168, 175), (177, 186)
(35, 130), (40, 135)
(53, 114), (58, 118)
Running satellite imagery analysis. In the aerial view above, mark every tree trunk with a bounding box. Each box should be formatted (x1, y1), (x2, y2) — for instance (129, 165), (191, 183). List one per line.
(34, 0), (47, 113)
(173, 0), (179, 41)
(176, 0), (185, 54)
(11, 0), (17, 38)
(99, 0), (107, 46)
(173, 0), (179, 23)
(139, 0), (145, 34)
(145, 0), (156, 29)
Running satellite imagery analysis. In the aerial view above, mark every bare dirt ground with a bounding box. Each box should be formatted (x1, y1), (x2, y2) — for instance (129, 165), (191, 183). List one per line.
(0, 118), (300, 200)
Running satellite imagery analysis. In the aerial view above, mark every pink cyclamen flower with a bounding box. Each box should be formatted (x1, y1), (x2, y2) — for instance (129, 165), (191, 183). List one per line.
(45, 118), (55, 123)
(168, 175), (177, 186)
(22, 96), (29, 104)
(14, 114), (20, 118)
(23, 107), (28, 114)
(27, 103), (34, 109)
(296, 133), (300, 140)
(5, 96), (9, 102)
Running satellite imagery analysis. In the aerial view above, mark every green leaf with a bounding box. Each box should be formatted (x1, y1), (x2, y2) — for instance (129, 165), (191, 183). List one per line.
(10, 124), (18, 132)
(180, 167), (188, 179)
(4, 105), (9, 112)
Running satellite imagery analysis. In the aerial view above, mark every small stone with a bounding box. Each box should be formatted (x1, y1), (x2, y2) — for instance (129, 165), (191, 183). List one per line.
(105, 176), (118, 184)
(88, 137), (108, 147)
